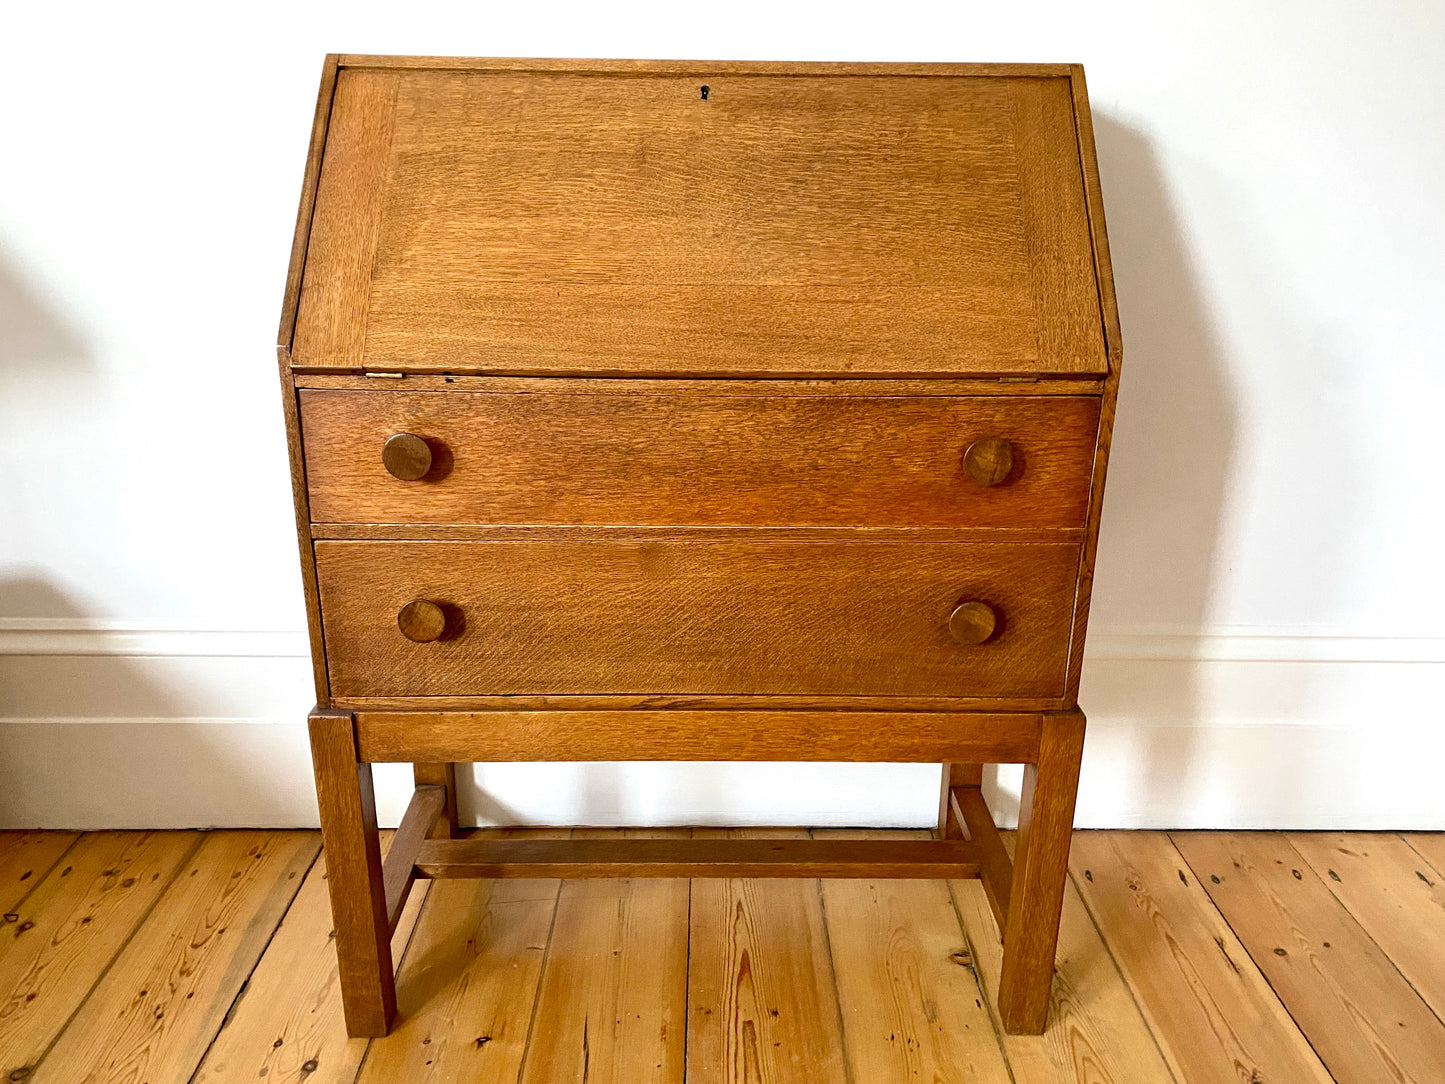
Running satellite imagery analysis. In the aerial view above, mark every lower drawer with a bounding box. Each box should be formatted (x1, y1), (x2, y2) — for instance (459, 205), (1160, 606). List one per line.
(314, 540), (1079, 699)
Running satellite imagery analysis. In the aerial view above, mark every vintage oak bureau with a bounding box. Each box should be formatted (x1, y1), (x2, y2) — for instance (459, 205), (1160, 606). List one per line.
(277, 55), (1121, 1037)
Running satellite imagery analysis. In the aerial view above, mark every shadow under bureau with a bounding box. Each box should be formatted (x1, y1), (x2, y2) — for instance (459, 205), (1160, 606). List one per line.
(277, 55), (1122, 1038)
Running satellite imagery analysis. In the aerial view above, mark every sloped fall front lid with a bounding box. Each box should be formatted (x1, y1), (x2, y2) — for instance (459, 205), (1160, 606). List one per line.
(289, 59), (1108, 378)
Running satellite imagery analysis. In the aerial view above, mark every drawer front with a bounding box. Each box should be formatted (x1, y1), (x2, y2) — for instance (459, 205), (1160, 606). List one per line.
(315, 540), (1079, 698)
(300, 390), (1099, 528)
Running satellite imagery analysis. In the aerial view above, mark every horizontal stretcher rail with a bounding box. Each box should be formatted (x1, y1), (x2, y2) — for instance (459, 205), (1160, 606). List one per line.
(410, 835), (983, 880)
(354, 709), (1043, 764)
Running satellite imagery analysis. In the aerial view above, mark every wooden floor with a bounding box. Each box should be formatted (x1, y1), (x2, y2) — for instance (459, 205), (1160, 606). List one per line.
(0, 829), (1442, 1083)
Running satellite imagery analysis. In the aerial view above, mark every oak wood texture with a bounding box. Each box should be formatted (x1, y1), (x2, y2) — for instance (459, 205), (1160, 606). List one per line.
(996, 710), (1085, 1032)
(395, 598), (446, 643)
(297, 372), (1107, 395)
(0, 832), (196, 1082)
(1060, 64), (1123, 704)
(949, 834), (1177, 1084)
(354, 709), (1043, 765)
(937, 762), (983, 839)
(380, 785), (445, 930)
(954, 785), (1013, 930)
(518, 828), (690, 1084)
(817, 829), (1013, 1084)
(300, 390), (1100, 528)
(687, 828), (849, 1084)
(274, 54), (343, 701)
(1292, 832), (1445, 1022)
(1070, 832), (1334, 1084)
(315, 539), (1080, 698)
(963, 436), (1015, 486)
(948, 599), (998, 644)
(29, 831), (318, 1084)
(339, 57), (1080, 76)
(379, 431), (432, 480)
(291, 68), (1105, 378)
(413, 835), (981, 880)
(1176, 831), (1445, 1084)
(412, 762), (458, 838)
(280, 56), (1123, 1039)
(308, 709), (394, 1036)
(190, 832), (428, 1084)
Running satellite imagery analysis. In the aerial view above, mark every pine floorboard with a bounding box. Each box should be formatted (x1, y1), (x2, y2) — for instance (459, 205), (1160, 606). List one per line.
(0, 827), (1439, 1083)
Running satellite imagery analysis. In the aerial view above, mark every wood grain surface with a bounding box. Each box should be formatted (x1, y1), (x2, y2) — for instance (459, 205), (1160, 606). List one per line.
(0, 832), (196, 1082)
(12, 829), (1445, 1083)
(1177, 831), (1445, 1084)
(1069, 832), (1334, 1084)
(817, 829), (1013, 1084)
(290, 70), (1105, 377)
(354, 831), (562, 1084)
(1288, 833), (1445, 1022)
(949, 834), (1176, 1084)
(353, 709), (1042, 765)
(687, 828), (849, 1084)
(300, 390), (1100, 528)
(314, 539), (1079, 698)
(0, 831), (78, 914)
(191, 833), (428, 1084)
(30, 832), (318, 1084)
(518, 829), (690, 1084)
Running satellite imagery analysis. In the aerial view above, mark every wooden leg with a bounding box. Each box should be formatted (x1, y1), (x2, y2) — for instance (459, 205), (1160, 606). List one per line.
(997, 710), (1085, 1034)
(937, 763), (983, 838)
(309, 708), (395, 1037)
(413, 762), (459, 838)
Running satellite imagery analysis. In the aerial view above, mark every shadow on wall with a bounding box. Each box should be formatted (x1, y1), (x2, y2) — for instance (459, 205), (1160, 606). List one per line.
(1066, 115), (1235, 820)
(1082, 115), (1362, 826)
(0, 247), (93, 376)
(0, 578), (300, 827)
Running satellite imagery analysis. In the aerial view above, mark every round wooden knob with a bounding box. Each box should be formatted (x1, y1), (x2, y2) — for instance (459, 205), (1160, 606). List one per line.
(397, 599), (447, 643)
(382, 433), (433, 481)
(963, 438), (1014, 486)
(948, 600), (998, 645)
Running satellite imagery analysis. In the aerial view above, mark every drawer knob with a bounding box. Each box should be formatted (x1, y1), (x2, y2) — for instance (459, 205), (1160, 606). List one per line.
(948, 600), (998, 645)
(963, 438), (1014, 486)
(382, 433), (433, 481)
(397, 599), (448, 643)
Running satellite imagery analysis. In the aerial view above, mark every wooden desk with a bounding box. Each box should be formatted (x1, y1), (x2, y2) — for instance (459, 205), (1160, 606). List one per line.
(276, 55), (1122, 1037)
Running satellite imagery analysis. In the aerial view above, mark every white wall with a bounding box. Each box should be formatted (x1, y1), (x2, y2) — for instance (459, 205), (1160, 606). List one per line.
(2, 1), (1443, 829)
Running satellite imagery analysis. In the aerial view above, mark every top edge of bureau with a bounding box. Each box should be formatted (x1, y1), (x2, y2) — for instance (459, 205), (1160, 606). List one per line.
(335, 56), (1081, 77)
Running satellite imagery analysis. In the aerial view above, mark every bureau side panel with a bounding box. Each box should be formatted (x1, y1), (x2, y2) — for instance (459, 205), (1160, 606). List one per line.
(276, 55), (341, 701)
(1062, 65), (1124, 701)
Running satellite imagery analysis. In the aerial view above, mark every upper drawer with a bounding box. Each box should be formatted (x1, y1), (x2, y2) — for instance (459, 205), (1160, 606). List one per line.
(289, 63), (1107, 378)
(300, 390), (1100, 529)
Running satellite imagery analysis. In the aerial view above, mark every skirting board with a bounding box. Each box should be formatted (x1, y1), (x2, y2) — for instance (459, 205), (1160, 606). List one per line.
(0, 627), (1441, 829)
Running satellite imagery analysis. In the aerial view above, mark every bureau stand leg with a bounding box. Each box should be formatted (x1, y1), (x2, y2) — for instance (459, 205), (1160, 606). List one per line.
(997, 709), (1086, 1034)
(413, 763), (459, 838)
(937, 763), (984, 839)
(309, 709), (396, 1037)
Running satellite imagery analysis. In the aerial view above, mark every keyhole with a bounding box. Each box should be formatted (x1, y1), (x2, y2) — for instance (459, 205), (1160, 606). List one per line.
(700, 85), (710, 100)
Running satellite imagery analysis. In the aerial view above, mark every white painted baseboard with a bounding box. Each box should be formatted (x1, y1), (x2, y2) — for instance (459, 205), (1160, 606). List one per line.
(1, 621), (1441, 830)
